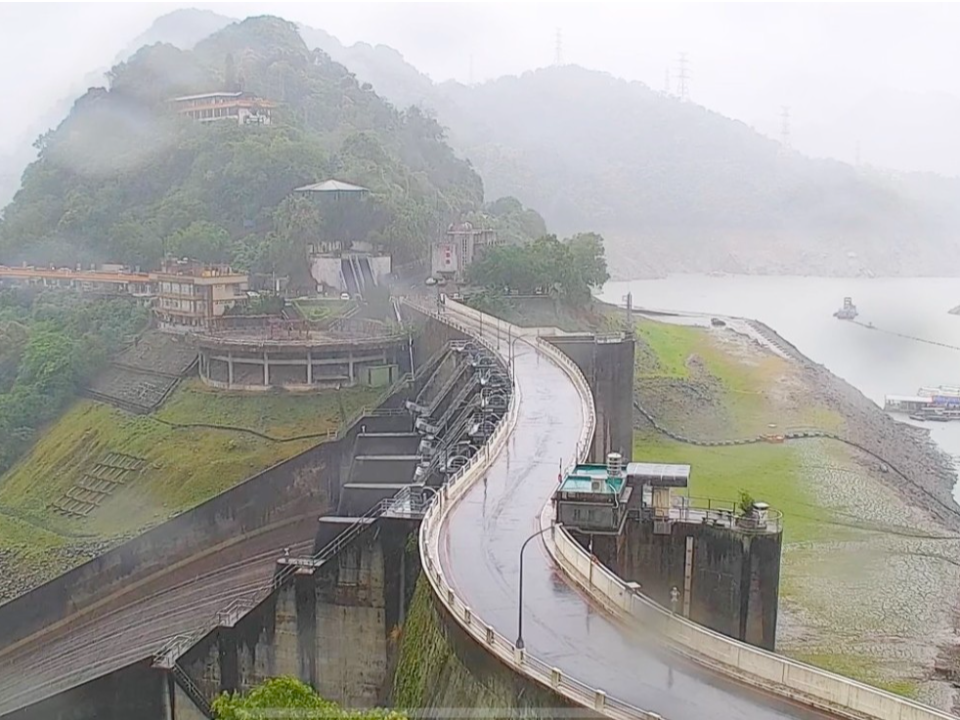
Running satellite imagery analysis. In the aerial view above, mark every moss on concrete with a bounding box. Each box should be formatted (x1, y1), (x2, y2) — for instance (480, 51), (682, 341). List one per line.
(392, 576), (575, 716)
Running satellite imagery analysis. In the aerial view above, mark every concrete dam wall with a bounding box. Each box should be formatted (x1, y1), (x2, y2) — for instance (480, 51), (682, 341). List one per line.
(392, 577), (585, 717)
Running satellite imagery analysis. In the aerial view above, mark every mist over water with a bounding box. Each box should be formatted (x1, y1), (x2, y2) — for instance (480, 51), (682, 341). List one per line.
(600, 275), (960, 503)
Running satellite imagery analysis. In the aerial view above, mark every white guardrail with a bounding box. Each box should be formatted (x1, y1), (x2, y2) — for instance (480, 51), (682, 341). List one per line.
(408, 299), (669, 720)
(412, 297), (957, 720)
(529, 319), (955, 720)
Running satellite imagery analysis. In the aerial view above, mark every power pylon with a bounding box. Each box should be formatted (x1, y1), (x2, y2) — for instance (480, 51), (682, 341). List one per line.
(780, 106), (791, 149)
(677, 52), (690, 101)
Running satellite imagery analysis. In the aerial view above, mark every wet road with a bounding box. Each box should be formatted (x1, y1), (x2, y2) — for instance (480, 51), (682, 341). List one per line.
(438, 310), (831, 720)
(0, 516), (316, 717)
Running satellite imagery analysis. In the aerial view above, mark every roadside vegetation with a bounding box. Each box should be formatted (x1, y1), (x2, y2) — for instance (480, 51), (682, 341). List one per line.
(214, 676), (406, 719)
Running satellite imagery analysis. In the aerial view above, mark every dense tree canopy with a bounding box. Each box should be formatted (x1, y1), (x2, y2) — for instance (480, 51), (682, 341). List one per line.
(467, 232), (609, 304)
(0, 16), (485, 280)
(0, 288), (148, 474)
(212, 677), (406, 720)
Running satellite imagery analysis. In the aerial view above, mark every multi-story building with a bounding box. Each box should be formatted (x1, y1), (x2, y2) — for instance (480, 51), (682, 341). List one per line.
(150, 260), (249, 330)
(431, 221), (501, 283)
(0, 265), (154, 300)
(170, 92), (275, 126)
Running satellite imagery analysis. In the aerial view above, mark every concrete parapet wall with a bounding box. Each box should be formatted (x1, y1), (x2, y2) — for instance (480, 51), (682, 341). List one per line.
(547, 506), (956, 720)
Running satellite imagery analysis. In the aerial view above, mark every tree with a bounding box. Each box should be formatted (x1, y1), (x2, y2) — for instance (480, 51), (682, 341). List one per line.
(225, 53), (238, 91)
(269, 195), (324, 289)
(567, 232), (610, 288)
(0, 17), (482, 274)
(165, 221), (231, 263)
(212, 677), (407, 720)
(466, 231), (609, 305)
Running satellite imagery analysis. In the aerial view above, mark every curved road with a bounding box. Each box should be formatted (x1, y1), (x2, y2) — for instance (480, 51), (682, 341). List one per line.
(0, 516), (316, 717)
(438, 306), (831, 720)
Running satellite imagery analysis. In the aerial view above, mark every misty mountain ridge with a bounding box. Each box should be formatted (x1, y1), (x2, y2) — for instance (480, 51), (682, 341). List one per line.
(0, 16), (542, 281)
(7, 8), (960, 278)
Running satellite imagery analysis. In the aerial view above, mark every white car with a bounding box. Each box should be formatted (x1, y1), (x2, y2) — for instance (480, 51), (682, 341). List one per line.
(340, 292), (351, 300)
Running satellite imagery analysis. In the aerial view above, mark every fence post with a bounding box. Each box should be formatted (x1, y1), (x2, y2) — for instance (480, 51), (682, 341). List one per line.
(551, 667), (561, 689)
(463, 607), (472, 625)
(486, 625), (495, 644)
(594, 690), (606, 711)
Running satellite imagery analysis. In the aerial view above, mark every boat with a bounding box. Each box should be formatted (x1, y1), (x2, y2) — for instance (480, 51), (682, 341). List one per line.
(834, 297), (858, 320)
(886, 387), (960, 419)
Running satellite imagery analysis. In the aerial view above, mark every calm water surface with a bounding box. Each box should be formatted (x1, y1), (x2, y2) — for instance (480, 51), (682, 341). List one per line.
(600, 275), (960, 502)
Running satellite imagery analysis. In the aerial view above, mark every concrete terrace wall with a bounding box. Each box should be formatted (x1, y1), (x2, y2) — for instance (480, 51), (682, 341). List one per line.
(392, 577), (587, 717)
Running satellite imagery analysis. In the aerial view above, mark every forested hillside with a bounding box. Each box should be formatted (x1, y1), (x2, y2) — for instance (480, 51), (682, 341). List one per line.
(0, 288), (147, 474)
(295, 30), (960, 278)
(0, 16), (545, 283)
(9, 9), (960, 278)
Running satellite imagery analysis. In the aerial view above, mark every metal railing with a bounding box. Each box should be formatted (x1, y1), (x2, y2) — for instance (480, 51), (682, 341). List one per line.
(406, 299), (670, 720)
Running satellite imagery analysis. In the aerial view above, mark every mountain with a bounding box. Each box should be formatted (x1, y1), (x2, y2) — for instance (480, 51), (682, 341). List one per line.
(0, 9), (237, 213)
(9, 9), (960, 278)
(290, 31), (960, 278)
(0, 17), (539, 283)
(117, 7), (234, 58)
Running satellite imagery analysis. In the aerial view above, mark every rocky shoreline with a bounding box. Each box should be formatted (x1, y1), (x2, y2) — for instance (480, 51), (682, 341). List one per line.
(748, 319), (960, 532)
(631, 309), (960, 707)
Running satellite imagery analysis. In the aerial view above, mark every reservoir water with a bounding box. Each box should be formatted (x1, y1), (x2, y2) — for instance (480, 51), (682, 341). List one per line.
(600, 275), (960, 503)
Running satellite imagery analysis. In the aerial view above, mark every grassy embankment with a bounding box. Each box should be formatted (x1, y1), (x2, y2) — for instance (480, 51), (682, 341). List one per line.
(292, 298), (353, 322)
(634, 318), (918, 698)
(0, 380), (380, 571)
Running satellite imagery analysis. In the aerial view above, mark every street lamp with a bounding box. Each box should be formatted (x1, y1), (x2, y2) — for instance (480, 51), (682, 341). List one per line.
(515, 524), (553, 650)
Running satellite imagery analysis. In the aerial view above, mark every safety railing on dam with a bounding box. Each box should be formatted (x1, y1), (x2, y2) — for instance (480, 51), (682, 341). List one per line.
(409, 299), (676, 719)
(416, 297), (957, 720)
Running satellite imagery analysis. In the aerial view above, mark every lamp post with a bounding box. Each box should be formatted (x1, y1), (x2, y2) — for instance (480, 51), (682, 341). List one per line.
(515, 524), (553, 650)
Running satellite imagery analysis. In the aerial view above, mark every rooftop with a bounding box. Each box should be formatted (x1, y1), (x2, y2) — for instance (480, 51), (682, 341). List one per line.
(294, 179), (368, 194)
(626, 462), (691, 488)
(172, 91), (243, 102)
(558, 464), (626, 495)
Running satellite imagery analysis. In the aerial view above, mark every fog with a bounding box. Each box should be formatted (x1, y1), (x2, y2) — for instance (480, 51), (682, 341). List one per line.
(3, 3), (960, 176)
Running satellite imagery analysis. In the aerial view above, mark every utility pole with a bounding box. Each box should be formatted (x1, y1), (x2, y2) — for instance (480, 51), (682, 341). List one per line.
(554, 28), (564, 66)
(677, 52), (690, 102)
(780, 106), (791, 149)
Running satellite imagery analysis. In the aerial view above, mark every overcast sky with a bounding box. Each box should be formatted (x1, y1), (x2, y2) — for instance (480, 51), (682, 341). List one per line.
(3, 2), (960, 174)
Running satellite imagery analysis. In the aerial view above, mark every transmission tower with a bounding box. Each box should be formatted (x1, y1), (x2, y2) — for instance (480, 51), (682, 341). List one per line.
(554, 28), (564, 66)
(676, 52), (690, 101)
(663, 67), (672, 96)
(780, 106), (791, 149)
